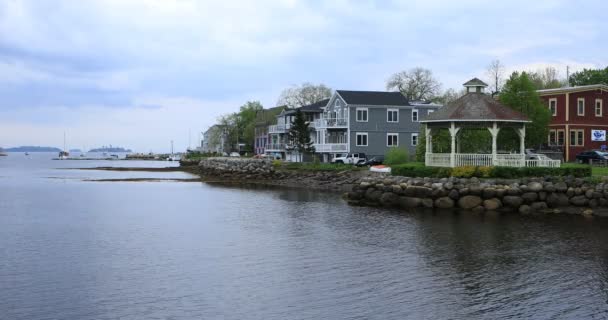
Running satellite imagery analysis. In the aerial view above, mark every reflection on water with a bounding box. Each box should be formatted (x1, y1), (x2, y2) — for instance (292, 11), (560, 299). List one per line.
(1, 153), (608, 319)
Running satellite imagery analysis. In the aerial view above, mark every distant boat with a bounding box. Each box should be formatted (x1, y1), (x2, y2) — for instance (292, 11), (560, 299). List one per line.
(0, 153), (7, 157)
(58, 151), (69, 160)
(25, 152), (29, 156)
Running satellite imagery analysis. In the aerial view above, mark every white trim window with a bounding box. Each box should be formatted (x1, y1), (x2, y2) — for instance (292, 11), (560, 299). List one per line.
(356, 108), (368, 122)
(412, 109), (419, 122)
(570, 129), (584, 146)
(411, 133), (418, 146)
(577, 98), (585, 116)
(595, 99), (603, 117)
(549, 98), (557, 116)
(387, 133), (399, 147)
(387, 109), (399, 123)
(356, 132), (368, 146)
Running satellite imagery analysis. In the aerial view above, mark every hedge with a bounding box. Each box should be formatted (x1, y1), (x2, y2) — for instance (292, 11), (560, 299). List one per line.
(391, 164), (591, 178)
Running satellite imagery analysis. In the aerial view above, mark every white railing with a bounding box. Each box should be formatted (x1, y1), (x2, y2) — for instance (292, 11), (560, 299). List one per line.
(455, 153), (493, 167)
(425, 153), (450, 167)
(268, 124), (291, 134)
(313, 118), (348, 129)
(265, 143), (285, 151)
(314, 143), (348, 152)
(425, 153), (561, 168)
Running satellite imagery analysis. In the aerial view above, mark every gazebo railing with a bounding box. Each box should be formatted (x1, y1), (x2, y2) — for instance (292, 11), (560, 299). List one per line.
(426, 153), (561, 168)
(425, 153), (450, 167)
(455, 153), (493, 167)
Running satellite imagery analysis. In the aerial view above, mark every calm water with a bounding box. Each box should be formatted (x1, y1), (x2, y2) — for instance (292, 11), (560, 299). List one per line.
(2, 153), (608, 319)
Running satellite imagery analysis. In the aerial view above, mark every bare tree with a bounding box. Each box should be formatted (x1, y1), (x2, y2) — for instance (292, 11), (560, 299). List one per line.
(433, 88), (466, 105)
(386, 67), (441, 101)
(277, 83), (332, 108)
(529, 67), (564, 89)
(486, 59), (505, 94)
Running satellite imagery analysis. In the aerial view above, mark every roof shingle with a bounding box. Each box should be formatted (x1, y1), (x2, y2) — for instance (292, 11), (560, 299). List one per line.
(336, 90), (410, 106)
(421, 93), (528, 122)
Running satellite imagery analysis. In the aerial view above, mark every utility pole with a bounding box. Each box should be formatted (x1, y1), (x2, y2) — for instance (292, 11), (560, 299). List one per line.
(566, 66), (570, 87)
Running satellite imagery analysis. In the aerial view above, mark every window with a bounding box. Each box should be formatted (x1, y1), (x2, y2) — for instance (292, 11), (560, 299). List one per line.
(387, 133), (398, 146)
(356, 132), (368, 146)
(548, 129), (565, 146)
(412, 109), (419, 122)
(356, 108), (368, 122)
(557, 130), (565, 146)
(411, 133), (418, 146)
(549, 130), (556, 145)
(570, 129), (584, 146)
(549, 98), (557, 116)
(596, 99), (603, 117)
(387, 109), (399, 122)
(577, 98), (585, 116)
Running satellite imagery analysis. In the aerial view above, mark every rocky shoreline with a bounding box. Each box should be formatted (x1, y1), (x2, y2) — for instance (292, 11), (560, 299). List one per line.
(345, 175), (608, 217)
(198, 157), (377, 192)
(197, 157), (608, 217)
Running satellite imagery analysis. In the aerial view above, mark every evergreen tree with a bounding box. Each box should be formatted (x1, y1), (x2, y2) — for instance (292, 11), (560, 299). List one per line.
(288, 109), (315, 162)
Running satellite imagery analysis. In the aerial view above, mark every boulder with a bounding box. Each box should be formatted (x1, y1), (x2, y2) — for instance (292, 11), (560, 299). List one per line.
(435, 197), (455, 209)
(458, 195), (483, 209)
(380, 192), (400, 207)
(528, 182), (543, 192)
(503, 196), (524, 208)
(483, 198), (502, 210)
(546, 193), (570, 208)
(365, 189), (383, 202)
(519, 204), (532, 215)
(482, 188), (497, 199)
(570, 195), (589, 207)
(555, 182), (568, 192)
(531, 202), (548, 211)
(448, 189), (460, 200)
(399, 196), (421, 208)
(585, 189), (594, 199)
(521, 192), (539, 203)
(421, 198), (434, 208)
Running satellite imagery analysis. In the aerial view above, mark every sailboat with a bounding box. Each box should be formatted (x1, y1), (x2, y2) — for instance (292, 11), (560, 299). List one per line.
(167, 140), (180, 161)
(0, 148), (7, 157)
(58, 132), (69, 160)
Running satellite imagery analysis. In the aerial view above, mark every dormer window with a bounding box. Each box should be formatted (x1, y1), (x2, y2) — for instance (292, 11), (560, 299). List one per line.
(463, 77), (488, 94)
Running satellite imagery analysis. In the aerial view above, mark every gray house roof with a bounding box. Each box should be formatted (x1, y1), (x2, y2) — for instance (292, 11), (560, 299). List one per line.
(421, 92), (529, 123)
(336, 90), (410, 106)
(299, 98), (329, 112)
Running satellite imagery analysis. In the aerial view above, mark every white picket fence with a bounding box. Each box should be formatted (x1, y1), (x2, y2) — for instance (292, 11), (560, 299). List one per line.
(426, 153), (561, 168)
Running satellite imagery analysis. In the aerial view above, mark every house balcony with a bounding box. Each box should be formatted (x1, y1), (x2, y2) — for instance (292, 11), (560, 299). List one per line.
(314, 143), (348, 153)
(268, 124), (290, 134)
(425, 153), (561, 168)
(265, 143), (286, 152)
(313, 118), (348, 129)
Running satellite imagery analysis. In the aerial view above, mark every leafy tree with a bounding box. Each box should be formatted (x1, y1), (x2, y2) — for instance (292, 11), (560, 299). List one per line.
(238, 101), (264, 150)
(569, 67), (608, 86)
(529, 67), (565, 89)
(499, 72), (551, 149)
(433, 88), (465, 105)
(277, 83), (332, 108)
(386, 67), (441, 101)
(287, 109), (315, 162)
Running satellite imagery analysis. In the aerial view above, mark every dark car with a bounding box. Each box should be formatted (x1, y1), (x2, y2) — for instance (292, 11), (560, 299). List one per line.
(357, 156), (385, 167)
(575, 150), (608, 164)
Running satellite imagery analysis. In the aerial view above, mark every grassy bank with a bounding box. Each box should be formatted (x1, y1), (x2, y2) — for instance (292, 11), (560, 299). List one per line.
(280, 161), (364, 172)
(390, 162), (595, 178)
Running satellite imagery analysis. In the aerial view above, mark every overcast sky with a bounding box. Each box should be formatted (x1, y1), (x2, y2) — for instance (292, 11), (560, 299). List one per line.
(1, 0), (606, 152)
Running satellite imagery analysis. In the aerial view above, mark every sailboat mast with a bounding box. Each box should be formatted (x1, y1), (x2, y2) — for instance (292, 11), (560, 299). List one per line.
(63, 131), (66, 152)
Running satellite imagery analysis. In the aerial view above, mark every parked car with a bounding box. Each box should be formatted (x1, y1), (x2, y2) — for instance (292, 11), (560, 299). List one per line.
(575, 150), (608, 164)
(332, 153), (366, 164)
(357, 156), (384, 167)
(229, 152), (241, 157)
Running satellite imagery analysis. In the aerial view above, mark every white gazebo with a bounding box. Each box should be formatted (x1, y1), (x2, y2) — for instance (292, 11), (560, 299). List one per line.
(420, 78), (560, 168)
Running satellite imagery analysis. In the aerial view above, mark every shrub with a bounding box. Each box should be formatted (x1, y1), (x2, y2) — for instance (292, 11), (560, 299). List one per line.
(272, 159), (282, 168)
(385, 147), (409, 165)
(451, 166), (477, 178)
(391, 163), (446, 177)
(476, 166), (493, 178)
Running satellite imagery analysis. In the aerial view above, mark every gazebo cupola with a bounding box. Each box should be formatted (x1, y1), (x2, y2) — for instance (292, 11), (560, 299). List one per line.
(463, 77), (488, 93)
(419, 78), (560, 168)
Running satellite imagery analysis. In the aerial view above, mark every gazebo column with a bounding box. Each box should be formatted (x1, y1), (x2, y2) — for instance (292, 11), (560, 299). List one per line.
(488, 122), (500, 166)
(425, 127), (432, 153)
(517, 125), (526, 166)
(449, 122), (460, 167)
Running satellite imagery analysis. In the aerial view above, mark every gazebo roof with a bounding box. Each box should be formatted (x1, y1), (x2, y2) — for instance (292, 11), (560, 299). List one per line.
(463, 77), (488, 87)
(420, 92), (529, 123)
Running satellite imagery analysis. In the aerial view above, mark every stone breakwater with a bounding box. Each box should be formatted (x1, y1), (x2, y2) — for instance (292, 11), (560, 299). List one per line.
(198, 157), (371, 192)
(345, 175), (608, 217)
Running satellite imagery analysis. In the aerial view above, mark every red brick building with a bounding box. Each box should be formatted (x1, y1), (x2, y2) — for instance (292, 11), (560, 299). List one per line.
(537, 85), (608, 162)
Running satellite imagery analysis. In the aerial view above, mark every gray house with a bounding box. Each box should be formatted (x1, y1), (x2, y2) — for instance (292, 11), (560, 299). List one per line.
(202, 125), (228, 154)
(312, 90), (441, 162)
